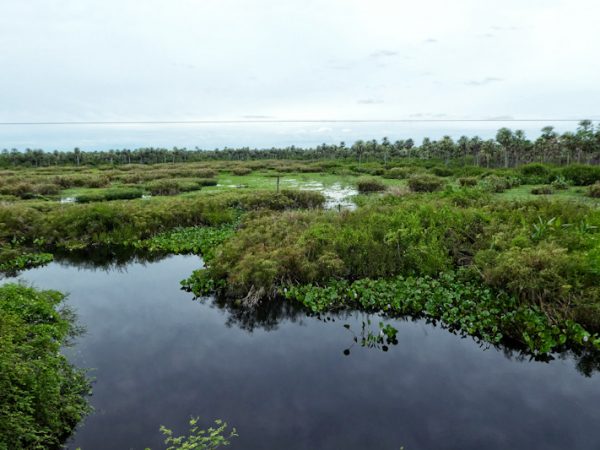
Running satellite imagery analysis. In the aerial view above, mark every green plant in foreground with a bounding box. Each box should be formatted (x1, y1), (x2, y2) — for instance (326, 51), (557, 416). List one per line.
(157, 418), (237, 450)
(0, 284), (91, 449)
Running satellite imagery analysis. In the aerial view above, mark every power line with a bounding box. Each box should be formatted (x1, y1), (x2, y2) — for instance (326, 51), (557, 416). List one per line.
(0, 119), (596, 126)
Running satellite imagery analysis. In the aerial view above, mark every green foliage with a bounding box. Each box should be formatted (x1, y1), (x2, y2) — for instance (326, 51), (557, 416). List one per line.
(407, 174), (445, 192)
(76, 188), (144, 203)
(480, 175), (520, 193)
(530, 186), (553, 195)
(430, 166), (454, 177)
(356, 177), (386, 194)
(0, 251), (53, 273)
(0, 284), (91, 449)
(0, 190), (323, 251)
(519, 163), (553, 183)
(589, 182), (600, 198)
(194, 201), (485, 300)
(159, 418), (237, 450)
(458, 177), (478, 187)
(137, 224), (236, 261)
(561, 164), (600, 186)
(231, 167), (252, 175)
(551, 175), (569, 190)
(383, 167), (415, 179)
(282, 272), (600, 355)
(145, 179), (204, 196)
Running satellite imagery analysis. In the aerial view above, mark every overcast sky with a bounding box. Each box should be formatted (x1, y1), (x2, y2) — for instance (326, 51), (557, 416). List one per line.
(0, 0), (599, 149)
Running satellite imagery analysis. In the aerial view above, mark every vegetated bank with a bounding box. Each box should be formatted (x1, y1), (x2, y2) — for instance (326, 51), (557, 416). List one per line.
(183, 187), (600, 356)
(0, 284), (91, 449)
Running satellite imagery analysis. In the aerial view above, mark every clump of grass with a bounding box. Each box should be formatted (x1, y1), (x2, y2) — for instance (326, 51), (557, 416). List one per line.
(458, 177), (478, 187)
(480, 175), (519, 193)
(407, 174), (445, 192)
(356, 178), (386, 194)
(589, 182), (600, 198)
(231, 167), (252, 176)
(384, 167), (415, 179)
(76, 188), (144, 203)
(430, 166), (454, 177)
(551, 176), (570, 190)
(531, 186), (554, 195)
(145, 179), (208, 196)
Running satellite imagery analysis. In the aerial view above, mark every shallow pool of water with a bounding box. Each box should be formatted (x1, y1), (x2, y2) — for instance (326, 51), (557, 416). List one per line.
(6, 255), (600, 449)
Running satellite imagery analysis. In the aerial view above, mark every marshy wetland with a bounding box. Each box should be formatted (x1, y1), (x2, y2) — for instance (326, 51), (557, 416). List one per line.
(2, 131), (600, 449)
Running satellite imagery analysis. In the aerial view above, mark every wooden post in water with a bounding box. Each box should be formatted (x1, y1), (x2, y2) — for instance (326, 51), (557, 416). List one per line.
(276, 175), (280, 193)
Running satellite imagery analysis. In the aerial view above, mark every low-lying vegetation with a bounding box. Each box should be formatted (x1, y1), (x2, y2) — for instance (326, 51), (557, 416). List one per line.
(0, 284), (91, 448)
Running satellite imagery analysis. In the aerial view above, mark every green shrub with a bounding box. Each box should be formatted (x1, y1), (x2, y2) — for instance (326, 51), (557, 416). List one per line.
(197, 178), (218, 187)
(76, 188), (144, 203)
(430, 166), (454, 177)
(458, 177), (478, 187)
(480, 175), (519, 193)
(231, 167), (252, 176)
(146, 179), (183, 196)
(531, 186), (554, 195)
(384, 167), (414, 179)
(520, 163), (553, 183)
(356, 178), (386, 193)
(33, 183), (61, 196)
(589, 182), (600, 198)
(0, 284), (91, 448)
(196, 169), (217, 178)
(476, 243), (594, 308)
(407, 174), (445, 192)
(561, 165), (600, 186)
(551, 176), (570, 190)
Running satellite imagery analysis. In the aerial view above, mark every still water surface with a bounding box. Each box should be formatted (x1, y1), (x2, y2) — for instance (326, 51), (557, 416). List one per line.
(7, 255), (600, 449)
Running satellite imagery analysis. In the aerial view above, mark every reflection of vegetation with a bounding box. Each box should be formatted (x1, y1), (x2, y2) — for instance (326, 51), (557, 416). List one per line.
(284, 273), (599, 355)
(157, 418), (237, 450)
(0, 250), (53, 276)
(342, 320), (399, 355)
(0, 284), (91, 449)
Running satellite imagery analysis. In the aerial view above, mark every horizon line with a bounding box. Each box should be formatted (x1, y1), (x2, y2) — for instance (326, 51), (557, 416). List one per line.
(0, 118), (597, 126)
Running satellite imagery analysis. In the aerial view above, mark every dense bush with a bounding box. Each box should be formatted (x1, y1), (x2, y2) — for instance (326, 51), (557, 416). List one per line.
(0, 190), (324, 250)
(196, 178), (218, 187)
(407, 174), (445, 192)
(195, 169), (217, 178)
(589, 183), (600, 198)
(231, 167), (252, 176)
(145, 179), (210, 196)
(458, 177), (478, 187)
(551, 176), (570, 190)
(430, 166), (454, 177)
(0, 284), (91, 448)
(561, 165), (600, 186)
(480, 175), (519, 193)
(190, 202), (485, 300)
(384, 167), (414, 179)
(76, 188), (144, 203)
(519, 163), (553, 183)
(356, 178), (386, 193)
(531, 186), (554, 195)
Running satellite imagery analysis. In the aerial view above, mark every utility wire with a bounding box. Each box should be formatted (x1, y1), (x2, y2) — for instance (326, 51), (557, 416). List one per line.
(0, 119), (596, 126)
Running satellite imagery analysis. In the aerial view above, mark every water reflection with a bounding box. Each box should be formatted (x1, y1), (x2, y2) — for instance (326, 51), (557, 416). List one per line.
(6, 254), (600, 450)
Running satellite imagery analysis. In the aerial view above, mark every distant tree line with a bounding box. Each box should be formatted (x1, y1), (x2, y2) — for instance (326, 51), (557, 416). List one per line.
(1, 121), (599, 168)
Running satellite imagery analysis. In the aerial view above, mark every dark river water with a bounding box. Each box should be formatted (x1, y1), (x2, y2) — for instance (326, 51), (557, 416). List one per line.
(5, 255), (600, 450)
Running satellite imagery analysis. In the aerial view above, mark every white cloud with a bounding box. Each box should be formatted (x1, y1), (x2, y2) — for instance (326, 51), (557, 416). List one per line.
(0, 0), (598, 148)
